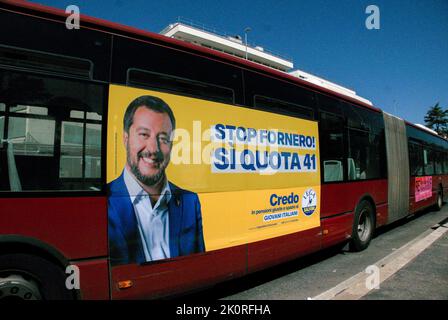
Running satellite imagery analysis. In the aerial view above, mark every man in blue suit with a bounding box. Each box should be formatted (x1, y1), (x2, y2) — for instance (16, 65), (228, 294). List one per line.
(108, 95), (205, 266)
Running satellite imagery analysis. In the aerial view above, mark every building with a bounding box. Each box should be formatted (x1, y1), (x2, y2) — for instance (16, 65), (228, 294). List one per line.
(160, 19), (293, 72)
(160, 19), (372, 106)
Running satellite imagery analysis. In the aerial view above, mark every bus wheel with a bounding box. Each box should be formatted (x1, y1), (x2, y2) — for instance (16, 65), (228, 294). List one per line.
(349, 200), (375, 252)
(0, 274), (41, 300)
(0, 254), (73, 300)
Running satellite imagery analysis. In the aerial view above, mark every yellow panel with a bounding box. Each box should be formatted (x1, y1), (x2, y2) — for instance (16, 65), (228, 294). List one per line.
(107, 84), (321, 249)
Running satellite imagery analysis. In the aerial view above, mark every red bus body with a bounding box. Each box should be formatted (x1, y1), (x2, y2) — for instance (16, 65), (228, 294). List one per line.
(0, 0), (447, 300)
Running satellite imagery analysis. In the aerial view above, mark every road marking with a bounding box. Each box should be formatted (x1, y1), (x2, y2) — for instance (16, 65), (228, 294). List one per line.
(312, 222), (448, 300)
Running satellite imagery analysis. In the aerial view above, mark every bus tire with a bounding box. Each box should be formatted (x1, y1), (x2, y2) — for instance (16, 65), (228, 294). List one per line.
(349, 200), (375, 252)
(0, 253), (74, 300)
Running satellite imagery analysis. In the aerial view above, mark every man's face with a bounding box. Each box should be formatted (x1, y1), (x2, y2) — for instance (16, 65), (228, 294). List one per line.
(124, 106), (173, 187)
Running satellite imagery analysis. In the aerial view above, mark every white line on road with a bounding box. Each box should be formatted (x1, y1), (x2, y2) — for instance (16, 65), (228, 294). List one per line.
(311, 222), (448, 300)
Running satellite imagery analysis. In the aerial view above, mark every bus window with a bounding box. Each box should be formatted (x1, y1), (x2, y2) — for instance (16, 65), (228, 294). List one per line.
(409, 142), (423, 176)
(348, 127), (385, 181)
(435, 151), (443, 175)
(254, 95), (314, 119)
(423, 148), (435, 175)
(0, 45), (93, 80)
(127, 68), (234, 104)
(444, 153), (448, 174)
(0, 107), (4, 138)
(60, 121), (83, 178)
(8, 116), (56, 156)
(85, 123), (102, 178)
(344, 102), (385, 181)
(0, 70), (105, 192)
(11, 105), (48, 115)
(244, 70), (316, 113)
(318, 94), (342, 115)
(0, 105), (5, 189)
(320, 111), (345, 182)
(113, 36), (243, 104)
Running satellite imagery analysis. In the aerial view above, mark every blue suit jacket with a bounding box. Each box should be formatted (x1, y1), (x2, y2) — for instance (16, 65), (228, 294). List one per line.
(108, 173), (205, 266)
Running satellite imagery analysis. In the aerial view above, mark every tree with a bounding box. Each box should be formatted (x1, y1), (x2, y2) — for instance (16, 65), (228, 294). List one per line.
(424, 102), (448, 137)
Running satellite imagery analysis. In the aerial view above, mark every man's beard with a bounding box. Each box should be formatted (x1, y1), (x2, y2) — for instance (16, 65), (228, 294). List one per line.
(130, 161), (166, 187)
(127, 146), (168, 187)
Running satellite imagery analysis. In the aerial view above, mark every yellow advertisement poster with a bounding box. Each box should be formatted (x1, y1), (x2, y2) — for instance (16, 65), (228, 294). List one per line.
(107, 84), (320, 265)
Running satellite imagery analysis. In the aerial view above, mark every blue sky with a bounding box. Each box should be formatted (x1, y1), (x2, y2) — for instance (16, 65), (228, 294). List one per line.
(34, 0), (448, 125)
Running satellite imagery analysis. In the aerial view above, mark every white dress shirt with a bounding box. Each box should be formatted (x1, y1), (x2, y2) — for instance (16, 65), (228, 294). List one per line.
(123, 168), (171, 262)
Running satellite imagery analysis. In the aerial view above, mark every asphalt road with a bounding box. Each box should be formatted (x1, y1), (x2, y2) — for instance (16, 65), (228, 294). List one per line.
(187, 205), (448, 300)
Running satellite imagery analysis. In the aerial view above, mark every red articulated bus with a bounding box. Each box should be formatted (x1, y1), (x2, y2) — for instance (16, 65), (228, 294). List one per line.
(0, 0), (447, 300)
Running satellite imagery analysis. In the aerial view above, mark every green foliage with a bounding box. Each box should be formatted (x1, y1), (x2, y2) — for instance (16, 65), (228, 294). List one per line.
(424, 102), (448, 137)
